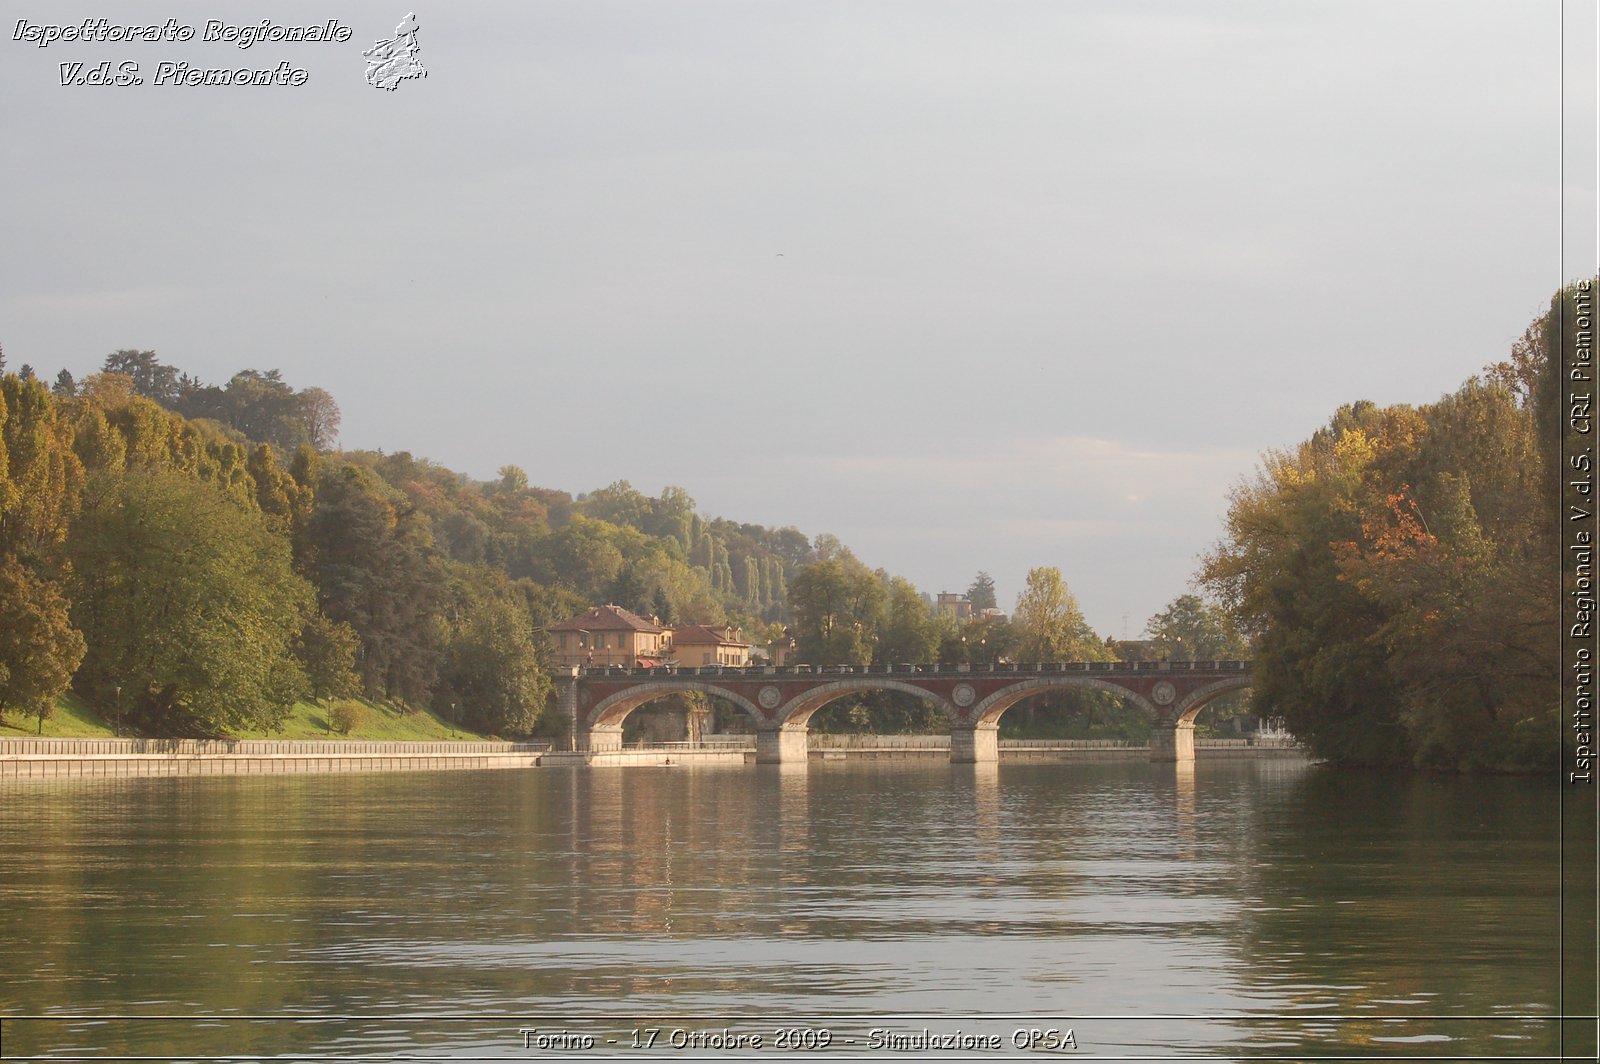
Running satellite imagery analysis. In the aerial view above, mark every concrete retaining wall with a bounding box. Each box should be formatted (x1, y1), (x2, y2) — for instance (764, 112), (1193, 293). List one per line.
(0, 739), (549, 779)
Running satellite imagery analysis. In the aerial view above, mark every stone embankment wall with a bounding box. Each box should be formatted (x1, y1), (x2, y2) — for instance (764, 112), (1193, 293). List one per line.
(0, 738), (548, 779)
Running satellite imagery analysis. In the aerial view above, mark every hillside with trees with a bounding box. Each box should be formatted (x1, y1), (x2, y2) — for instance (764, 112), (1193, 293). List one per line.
(0, 349), (836, 738)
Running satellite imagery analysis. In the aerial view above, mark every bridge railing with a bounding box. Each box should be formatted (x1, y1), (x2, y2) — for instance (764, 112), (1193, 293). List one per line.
(572, 660), (1251, 679)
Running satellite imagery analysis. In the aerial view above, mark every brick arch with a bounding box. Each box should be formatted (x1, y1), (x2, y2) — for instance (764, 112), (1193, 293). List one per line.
(584, 682), (764, 730)
(968, 677), (1160, 728)
(1173, 675), (1253, 725)
(776, 679), (959, 731)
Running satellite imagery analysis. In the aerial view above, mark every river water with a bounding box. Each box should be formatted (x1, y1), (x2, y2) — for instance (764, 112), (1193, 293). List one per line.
(0, 759), (1574, 1060)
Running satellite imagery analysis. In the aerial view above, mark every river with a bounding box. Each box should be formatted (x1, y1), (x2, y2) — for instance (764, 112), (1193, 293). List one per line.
(0, 759), (1573, 1060)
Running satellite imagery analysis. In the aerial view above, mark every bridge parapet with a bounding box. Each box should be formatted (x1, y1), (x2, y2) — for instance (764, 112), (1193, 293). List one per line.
(572, 660), (1251, 680)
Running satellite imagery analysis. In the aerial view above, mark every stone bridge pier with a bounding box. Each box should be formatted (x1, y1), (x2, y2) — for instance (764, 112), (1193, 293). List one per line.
(754, 728), (808, 763)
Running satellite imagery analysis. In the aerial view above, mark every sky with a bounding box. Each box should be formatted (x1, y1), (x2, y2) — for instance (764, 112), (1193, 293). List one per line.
(2, 1), (1593, 637)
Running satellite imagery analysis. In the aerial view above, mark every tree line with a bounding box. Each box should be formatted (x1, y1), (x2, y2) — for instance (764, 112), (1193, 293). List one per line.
(0, 350), (839, 737)
(1197, 284), (1579, 772)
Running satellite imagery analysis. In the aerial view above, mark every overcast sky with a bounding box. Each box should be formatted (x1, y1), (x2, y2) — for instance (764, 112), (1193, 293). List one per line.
(3, 1), (1593, 636)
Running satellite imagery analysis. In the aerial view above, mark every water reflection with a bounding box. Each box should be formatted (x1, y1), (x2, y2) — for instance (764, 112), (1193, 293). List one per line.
(0, 759), (1565, 1059)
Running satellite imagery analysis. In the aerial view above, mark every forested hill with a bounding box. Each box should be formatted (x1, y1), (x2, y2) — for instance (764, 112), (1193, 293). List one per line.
(0, 348), (824, 737)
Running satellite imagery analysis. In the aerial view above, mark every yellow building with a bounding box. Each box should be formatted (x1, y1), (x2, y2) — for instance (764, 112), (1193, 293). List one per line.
(670, 624), (752, 667)
(549, 604), (667, 667)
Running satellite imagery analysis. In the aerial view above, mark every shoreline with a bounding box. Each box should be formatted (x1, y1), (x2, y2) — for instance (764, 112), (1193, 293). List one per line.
(0, 736), (1306, 778)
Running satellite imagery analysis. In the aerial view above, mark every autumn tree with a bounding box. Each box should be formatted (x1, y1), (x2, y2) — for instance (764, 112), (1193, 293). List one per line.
(0, 373), (84, 561)
(1011, 567), (1106, 662)
(0, 557), (86, 729)
(1199, 281), (1572, 771)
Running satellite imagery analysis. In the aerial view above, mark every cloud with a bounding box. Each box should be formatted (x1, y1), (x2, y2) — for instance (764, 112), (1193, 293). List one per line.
(7, 286), (198, 316)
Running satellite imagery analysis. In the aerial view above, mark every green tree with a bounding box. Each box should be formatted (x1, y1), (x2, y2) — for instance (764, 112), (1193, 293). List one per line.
(789, 556), (884, 664)
(876, 575), (938, 663)
(966, 571), (998, 612)
(1143, 594), (1248, 661)
(297, 612), (362, 704)
(68, 470), (313, 734)
(0, 556), (86, 728)
(436, 592), (551, 736)
(300, 461), (447, 707)
(101, 350), (180, 405)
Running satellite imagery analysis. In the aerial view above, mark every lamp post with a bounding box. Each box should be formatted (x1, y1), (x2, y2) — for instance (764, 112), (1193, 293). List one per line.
(113, 686), (121, 735)
(450, 702), (457, 739)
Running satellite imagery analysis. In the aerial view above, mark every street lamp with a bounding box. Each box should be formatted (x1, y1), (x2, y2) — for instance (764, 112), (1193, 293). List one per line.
(113, 686), (121, 735)
(450, 702), (457, 739)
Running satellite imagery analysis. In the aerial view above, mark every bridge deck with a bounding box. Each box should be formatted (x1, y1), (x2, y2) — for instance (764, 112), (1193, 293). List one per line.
(565, 660), (1251, 679)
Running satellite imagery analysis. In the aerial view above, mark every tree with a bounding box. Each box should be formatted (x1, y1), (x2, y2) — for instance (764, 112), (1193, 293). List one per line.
(52, 370), (76, 398)
(1143, 594), (1248, 661)
(789, 557), (884, 664)
(436, 590), (551, 736)
(1198, 287), (1568, 772)
(297, 612), (362, 704)
(966, 571), (998, 612)
(0, 373), (84, 561)
(68, 470), (313, 734)
(1011, 567), (1104, 662)
(0, 556), (86, 728)
(652, 587), (675, 626)
(876, 575), (937, 663)
(298, 387), (341, 450)
(300, 461), (447, 706)
(101, 350), (180, 405)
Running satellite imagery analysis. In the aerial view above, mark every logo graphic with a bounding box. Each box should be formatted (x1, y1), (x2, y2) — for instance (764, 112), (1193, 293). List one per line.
(1152, 681), (1177, 706)
(364, 12), (425, 90)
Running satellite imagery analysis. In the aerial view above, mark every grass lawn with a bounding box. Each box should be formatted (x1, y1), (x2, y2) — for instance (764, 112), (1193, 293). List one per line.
(0, 694), (491, 742)
(0, 691), (117, 738)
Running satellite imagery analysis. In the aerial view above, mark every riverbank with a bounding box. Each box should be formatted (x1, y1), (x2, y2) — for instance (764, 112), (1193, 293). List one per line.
(0, 695), (492, 742)
(0, 738), (547, 778)
(1, 736), (1306, 778)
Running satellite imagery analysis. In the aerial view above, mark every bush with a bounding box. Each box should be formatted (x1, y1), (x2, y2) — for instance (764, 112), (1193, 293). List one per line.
(328, 699), (365, 736)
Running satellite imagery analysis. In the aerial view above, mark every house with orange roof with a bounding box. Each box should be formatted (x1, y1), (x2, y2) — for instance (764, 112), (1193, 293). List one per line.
(548, 604), (668, 667)
(668, 624), (752, 667)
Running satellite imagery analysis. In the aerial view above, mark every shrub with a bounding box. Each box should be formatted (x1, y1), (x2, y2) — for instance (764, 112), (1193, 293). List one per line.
(328, 699), (365, 736)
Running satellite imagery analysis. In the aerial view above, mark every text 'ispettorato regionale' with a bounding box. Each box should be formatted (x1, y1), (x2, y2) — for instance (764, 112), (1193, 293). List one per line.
(13, 18), (355, 87)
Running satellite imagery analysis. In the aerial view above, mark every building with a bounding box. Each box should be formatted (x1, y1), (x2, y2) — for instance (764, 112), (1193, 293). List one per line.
(767, 626), (798, 666)
(669, 624), (752, 667)
(549, 604), (668, 667)
(936, 592), (974, 622)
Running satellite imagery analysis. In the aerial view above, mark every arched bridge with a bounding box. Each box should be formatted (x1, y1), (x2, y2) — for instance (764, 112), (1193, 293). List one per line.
(552, 660), (1253, 764)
